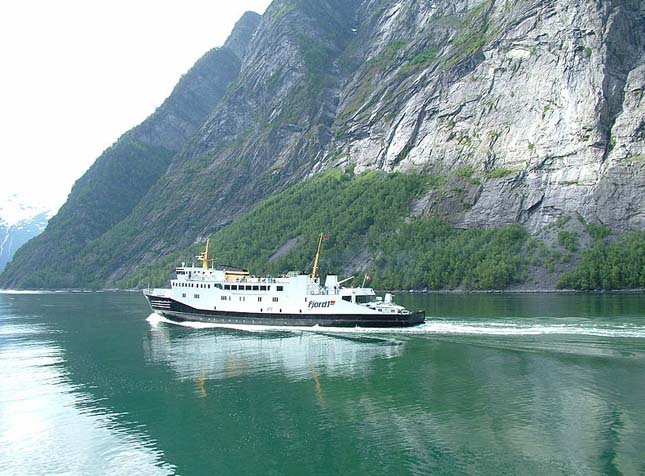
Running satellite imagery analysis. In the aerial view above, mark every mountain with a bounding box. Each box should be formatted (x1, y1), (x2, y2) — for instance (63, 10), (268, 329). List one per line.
(0, 11), (261, 288)
(1, 0), (644, 290)
(0, 198), (51, 273)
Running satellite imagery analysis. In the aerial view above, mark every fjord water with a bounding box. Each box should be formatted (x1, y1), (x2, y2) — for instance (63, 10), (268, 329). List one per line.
(1, 292), (644, 476)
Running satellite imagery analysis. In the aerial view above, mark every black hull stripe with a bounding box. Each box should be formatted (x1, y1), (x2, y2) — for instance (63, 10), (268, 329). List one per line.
(145, 295), (425, 328)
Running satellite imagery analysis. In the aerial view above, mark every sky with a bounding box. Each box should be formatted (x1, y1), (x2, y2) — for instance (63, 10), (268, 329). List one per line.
(0, 0), (271, 214)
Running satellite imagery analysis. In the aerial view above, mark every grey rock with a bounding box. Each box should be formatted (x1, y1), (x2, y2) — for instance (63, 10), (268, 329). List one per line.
(3, 0), (644, 289)
(224, 11), (262, 60)
(332, 0), (644, 232)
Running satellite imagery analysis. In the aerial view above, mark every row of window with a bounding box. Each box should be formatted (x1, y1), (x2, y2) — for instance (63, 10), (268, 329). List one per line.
(173, 282), (285, 292)
(223, 284), (284, 292)
(218, 296), (280, 303)
(173, 282), (215, 289)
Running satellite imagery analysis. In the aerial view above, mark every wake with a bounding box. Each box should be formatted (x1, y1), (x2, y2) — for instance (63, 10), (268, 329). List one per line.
(146, 314), (645, 339)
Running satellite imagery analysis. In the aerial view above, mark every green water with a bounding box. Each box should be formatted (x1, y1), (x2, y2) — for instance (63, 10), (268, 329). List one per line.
(1, 292), (644, 476)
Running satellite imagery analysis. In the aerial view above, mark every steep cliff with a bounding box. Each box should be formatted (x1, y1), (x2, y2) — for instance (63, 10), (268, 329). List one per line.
(330, 0), (645, 234)
(1, 0), (643, 289)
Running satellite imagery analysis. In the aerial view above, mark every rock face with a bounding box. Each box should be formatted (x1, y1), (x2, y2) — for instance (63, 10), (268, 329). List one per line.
(1, 0), (643, 289)
(331, 0), (645, 234)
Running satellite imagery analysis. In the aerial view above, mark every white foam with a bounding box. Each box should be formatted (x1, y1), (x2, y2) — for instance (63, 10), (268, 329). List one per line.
(145, 314), (645, 339)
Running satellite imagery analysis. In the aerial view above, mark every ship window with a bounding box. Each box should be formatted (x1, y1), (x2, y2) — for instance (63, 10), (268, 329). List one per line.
(215, 284), (222, 289)
(258, 297), (262, 302)
(356, 295), (376, 304)
(277, 286), (284, 291)
(342, 296), (352, 302)
(272, 297), (279, 302)
(182, 293), (186, 298)
(252, 285), (259, 291)
(194, 294), (200, 299)
(246, 285), (252, 291)
(260, 285), (267, 291)
(221, 296), (227, 301)
(224, 285), (230, 290)
(208, 285), (210, 289)
(231, 285), (237, 290)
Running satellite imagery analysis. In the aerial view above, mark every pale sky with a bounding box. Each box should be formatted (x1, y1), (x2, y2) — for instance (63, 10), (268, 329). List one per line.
(0, 0), (271, 212)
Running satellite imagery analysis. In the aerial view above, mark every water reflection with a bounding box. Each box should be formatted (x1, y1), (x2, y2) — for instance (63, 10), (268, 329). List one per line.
(0, 302), (174, 476)
(2, 292), (645, 476)
(144, 315), (404, 384)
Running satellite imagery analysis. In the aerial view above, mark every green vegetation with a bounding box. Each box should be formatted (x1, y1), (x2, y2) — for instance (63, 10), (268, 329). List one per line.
(557, 230), (578, 253)
(122, 167), (645, 293)
(1, 138), (175, 289)
(557, 231), (645, 290)
(455, 165), (480, 185)
(338, 40), (408, 120)
(371, 220), (528, 290)
(441, 0), (494, 67)
(122, 169), (530, 290)
(425, 174), (449, 190)
(455, 164), (476, 179)
(399, 48), (440, 75)
(300, 37), (334, 76)
(452, 33), (487, 57)
(586, 223), (611, 241)
(122, 169), (425, 287)
(486, 167), (515, 179)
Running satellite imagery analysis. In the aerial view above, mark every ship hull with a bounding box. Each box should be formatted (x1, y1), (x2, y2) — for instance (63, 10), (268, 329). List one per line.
(145, 294), (425, 328)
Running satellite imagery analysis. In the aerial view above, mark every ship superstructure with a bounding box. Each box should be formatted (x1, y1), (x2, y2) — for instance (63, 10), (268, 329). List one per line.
(144, 235), (425, 327)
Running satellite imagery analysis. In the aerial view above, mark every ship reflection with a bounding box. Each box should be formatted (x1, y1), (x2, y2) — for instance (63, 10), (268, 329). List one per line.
(143, 318), (404, 384)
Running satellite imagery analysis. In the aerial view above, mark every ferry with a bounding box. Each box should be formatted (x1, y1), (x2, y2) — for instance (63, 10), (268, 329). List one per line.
(144, 234), (425, 328)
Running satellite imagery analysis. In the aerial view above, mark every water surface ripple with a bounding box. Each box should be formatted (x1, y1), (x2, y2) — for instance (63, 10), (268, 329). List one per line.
(1, 292), (644, 476)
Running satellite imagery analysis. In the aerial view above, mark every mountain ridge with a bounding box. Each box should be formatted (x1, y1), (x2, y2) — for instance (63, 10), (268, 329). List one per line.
(1, 0), (643, 290)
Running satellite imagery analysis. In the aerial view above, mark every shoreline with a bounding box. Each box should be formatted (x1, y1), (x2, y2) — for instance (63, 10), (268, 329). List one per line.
(383, 288), (645, 295)
(2, 288), (645, 295)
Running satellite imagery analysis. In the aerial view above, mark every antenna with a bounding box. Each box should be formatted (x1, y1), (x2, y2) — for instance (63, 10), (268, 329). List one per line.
(196, 239), (215, 270)
(310, 233), (329, 281)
